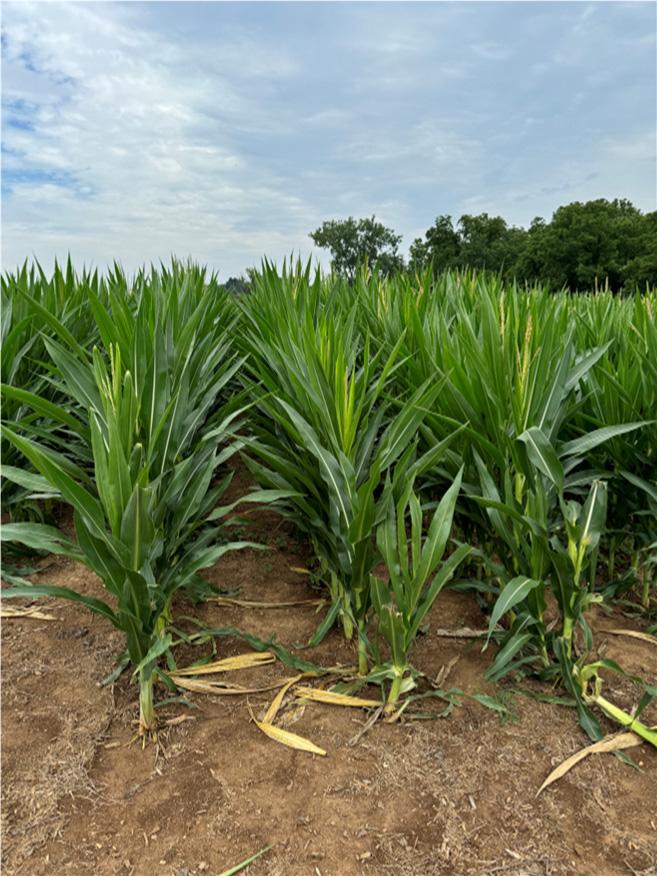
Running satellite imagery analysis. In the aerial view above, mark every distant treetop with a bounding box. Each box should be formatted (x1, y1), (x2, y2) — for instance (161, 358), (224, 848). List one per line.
(311, 199), (656, 293)
(310, 216), (404, 282)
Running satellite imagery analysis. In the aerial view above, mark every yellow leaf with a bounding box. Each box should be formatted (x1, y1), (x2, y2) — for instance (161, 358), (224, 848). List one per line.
(604, 628), (657, 647)
(171, 675), (299, 696)
(294, 686), (381, 709)
(210, 596), (324, 609)
(172, 651), (275, 676)
(254, 720), (326, 756)
(263, 675), (303, 723)
(165, 715), (196, 726)
(537, 732), (642, 795)
(0, 607), (57, 620)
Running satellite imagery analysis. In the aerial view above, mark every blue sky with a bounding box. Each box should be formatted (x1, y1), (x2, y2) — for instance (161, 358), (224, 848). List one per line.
(2, 1), (655, 278)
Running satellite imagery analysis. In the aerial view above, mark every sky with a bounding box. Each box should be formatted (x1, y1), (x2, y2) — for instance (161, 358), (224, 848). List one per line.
(1, 1), (655, 278)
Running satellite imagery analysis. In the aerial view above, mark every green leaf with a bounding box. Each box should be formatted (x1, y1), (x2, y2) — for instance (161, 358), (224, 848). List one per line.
(409, 542), (471, 640)
(0, 464), (59, 496)
(486, 577), (542, 644)
(518, 427), (564, 492)
(0, 583), (120, 628)
(416, 470), (463, 585)
(3, 427), (107, 532)
(485, 627), (535, 682)
(306, 599), (341, 647)
(218, 846), (272, 876)
(132, 634), (173, 677)
(621, 470), (657, 504)
(1, 383), (83, 433)
(579, 480), (607, 551)
(560, 422), (649, 459)
(0, 522), (82, 559)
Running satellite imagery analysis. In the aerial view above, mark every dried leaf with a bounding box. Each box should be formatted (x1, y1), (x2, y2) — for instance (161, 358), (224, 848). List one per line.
(164, 715), (196, 726)
(263, 675), (303, 723)
(210, 596), (324, 609)
(433, 627), (488, 638)
(537, 732), (642, 795)
(0, 606), (58, 620)
(171, 675), (299, 696)
(294, 686), (381, 709)
(172, 651), (275, 676)
(254, 719), (326, 756)
(604, 628), (657, 647)
(348, 705), (384, 746)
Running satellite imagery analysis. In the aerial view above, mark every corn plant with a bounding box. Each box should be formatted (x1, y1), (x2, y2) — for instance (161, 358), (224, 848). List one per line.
(239, 263), (453, 673)
(573, 293), (657, 604)
(1, 264), (269, 736)
(0, 259), (104, 520)
(356, 271), (652, 731)
(369, 469), (470, 711)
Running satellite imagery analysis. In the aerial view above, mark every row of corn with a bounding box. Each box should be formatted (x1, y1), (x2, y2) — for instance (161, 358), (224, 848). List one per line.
(1, 259), (655, 742)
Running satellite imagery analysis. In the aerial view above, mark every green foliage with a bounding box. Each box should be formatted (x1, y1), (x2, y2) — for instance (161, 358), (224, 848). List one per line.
(238, 261), (452, 673)
(310, 216), (404, 281)
(410, 198), (656, 293)
(370, 470), (469, 710)
(1, 258), (104, 521)
(1, 262), (267, 734)
(2, 255), (655, 733)
(359, 268), (655, 732)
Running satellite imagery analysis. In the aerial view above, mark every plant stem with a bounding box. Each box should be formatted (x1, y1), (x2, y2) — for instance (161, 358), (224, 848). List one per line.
(385, 672), (404, 713)
(538, 633), (550, 667)
(332, 575), (353, 640)
(357, 634), (368, 675)
(561, 615), (574, 658)
(593, 694), (657, 748)
(640, 565), (650, 610)
(139, 667), (157, 737)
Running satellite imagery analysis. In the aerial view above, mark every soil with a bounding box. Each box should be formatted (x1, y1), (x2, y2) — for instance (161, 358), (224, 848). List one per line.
(2, 469), (657, 876)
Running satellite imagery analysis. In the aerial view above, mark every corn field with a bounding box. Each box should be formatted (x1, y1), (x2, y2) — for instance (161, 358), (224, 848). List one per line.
(1, 259), (656, 747)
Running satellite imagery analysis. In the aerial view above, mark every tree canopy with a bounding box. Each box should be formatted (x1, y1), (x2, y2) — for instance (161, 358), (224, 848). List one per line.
(310, 216), (404, 281)
(313, 200), (656, 293)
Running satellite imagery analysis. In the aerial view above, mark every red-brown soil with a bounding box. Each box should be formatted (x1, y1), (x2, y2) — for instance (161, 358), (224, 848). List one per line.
(2, 477), (656, 876)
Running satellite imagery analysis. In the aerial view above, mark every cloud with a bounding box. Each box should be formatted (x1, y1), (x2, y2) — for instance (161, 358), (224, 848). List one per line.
(1, 1), (655, 274)
(1, 2), (321, 274)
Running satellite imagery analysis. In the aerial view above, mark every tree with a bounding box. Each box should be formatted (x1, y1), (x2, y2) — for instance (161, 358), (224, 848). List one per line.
(457, 213), (526, 274)
(310, 216), (404, 281)
(223, 275), (250, 295)
(410, 212), (527, 280)
(514, 217), (549, 284)
(621, 211), (657, 293)
(532, 199), (650, 293)
(409, 215), (460, 274)
(410, 200), (656, 292)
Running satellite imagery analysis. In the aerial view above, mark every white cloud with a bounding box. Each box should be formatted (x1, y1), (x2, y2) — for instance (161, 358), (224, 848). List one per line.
(1, 1), (319, 276)
(1, 1), (654, 274)
(457, 129), (657, 227)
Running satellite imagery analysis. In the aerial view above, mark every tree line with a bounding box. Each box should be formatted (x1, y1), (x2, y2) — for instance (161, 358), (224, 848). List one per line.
(309, 198), (657, 294)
